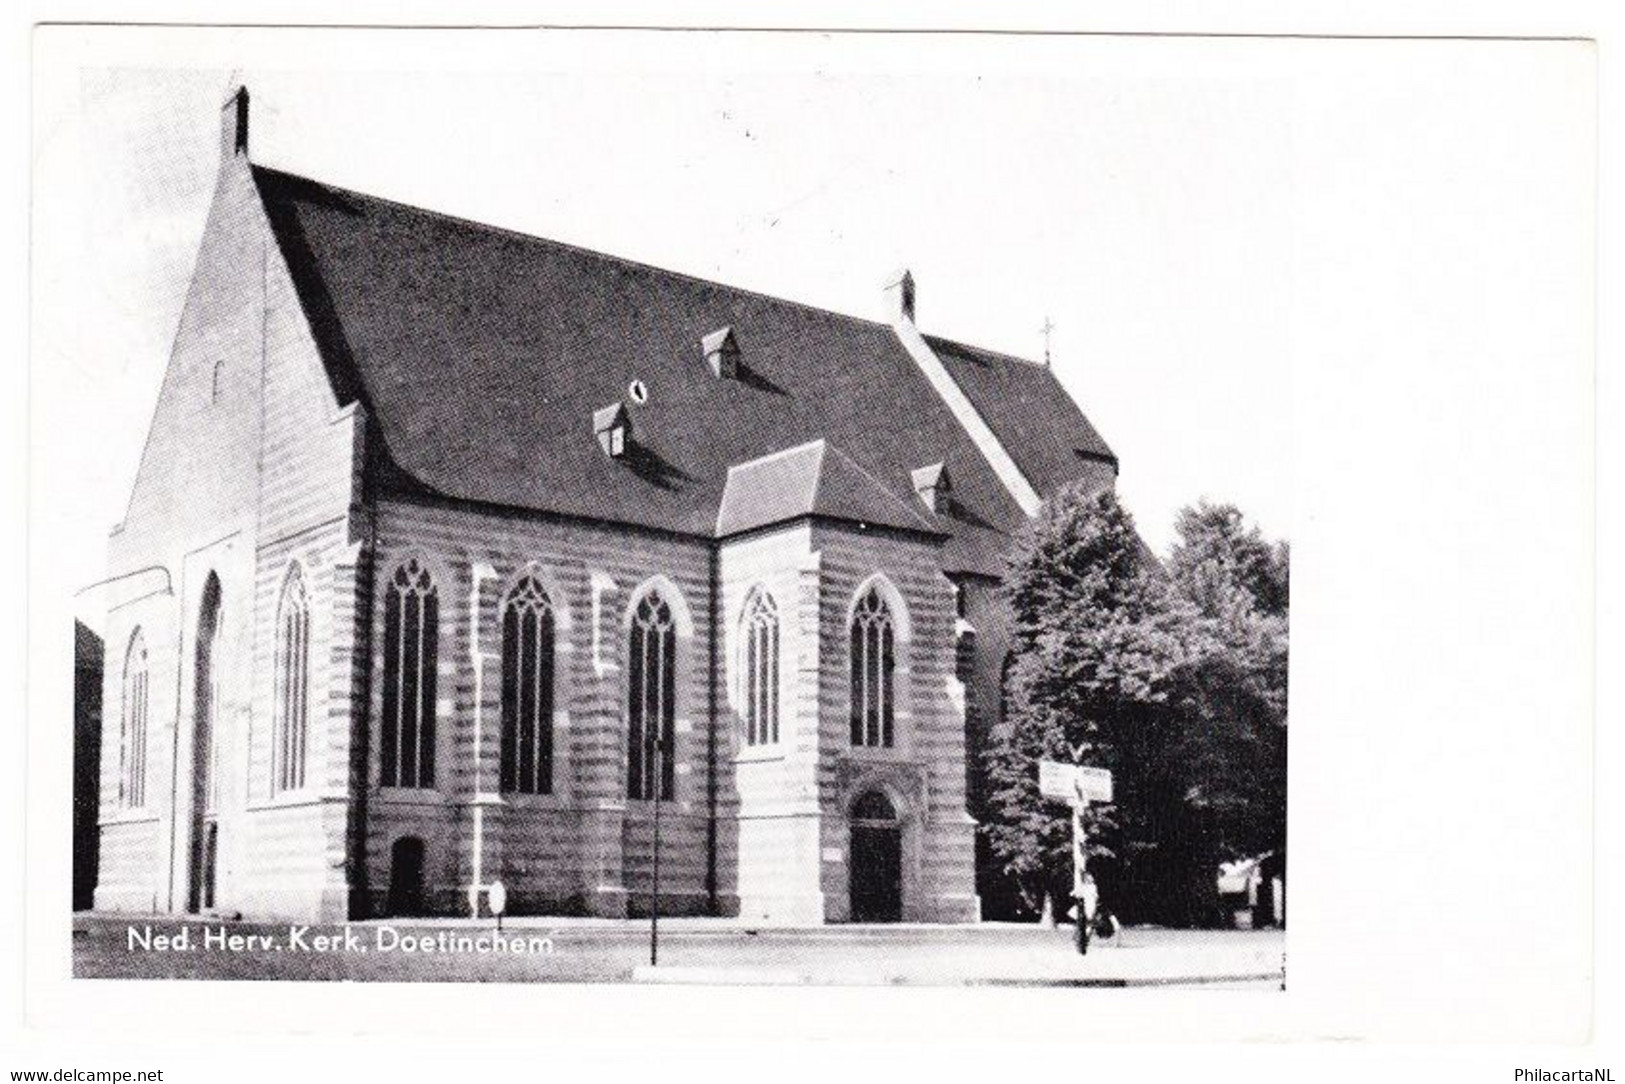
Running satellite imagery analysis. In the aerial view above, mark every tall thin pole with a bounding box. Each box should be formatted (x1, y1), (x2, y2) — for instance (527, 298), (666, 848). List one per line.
(1071, 742), (1090, 956)
(650, 737), (663, 967)
(1072, 793), (1089, 955)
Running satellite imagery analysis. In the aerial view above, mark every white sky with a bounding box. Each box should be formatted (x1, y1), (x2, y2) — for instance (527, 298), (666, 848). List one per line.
(40, 31), (1299, 597)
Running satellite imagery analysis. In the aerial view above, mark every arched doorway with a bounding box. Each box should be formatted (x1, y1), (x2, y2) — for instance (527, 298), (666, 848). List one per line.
(849, 790), (902, 922)
(388, 837), (426, 916)
(187, 573), (223, 913)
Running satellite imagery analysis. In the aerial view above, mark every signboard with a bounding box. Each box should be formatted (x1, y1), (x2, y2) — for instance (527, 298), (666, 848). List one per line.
(1040, 760), (1079, 802)
(1075, 766), (1113, 804)
(1039, 760), (1077, 800)
(1038, 761), (1114, 804)
(488, 880), (507, 917)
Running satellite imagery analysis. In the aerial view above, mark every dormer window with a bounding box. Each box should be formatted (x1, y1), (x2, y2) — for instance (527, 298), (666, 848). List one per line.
(594, 402), (632, 459)
(702, 326), (740, 380)
(911, 462), (951, 513)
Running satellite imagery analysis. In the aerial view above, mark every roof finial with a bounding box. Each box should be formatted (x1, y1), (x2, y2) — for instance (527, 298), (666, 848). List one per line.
(884, 268), (916, 325)
(1041, 315), (1055, 367)
(220, 83), (249, 160)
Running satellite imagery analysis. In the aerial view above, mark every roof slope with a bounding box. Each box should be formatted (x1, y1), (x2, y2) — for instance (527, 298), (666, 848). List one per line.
(716, 440), (945, 539)
(924, 335), (1117, 495)
(252, 166), (1113, 576)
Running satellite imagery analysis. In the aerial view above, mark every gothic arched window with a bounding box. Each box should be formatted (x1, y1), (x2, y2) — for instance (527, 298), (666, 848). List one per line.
(273, 566), (311, 794)
(849, 587), (896, 748)
(120, 630), (149, 808)
(627, 592), (676, 801)
(381, 560), (438, 788)
(741, 589), (779, 746)
(500, 577), (556, 795)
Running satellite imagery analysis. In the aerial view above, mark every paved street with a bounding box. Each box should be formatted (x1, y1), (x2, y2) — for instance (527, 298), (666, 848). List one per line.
(73, 914), (1285, 987)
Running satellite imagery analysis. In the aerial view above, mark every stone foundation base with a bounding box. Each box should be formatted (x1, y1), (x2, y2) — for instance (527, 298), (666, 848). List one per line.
(626, 891), (713, 919)
(931, 892), (982, 924)
(736, 892), (827, 926)
(91, 883), (161, 914)
(587, 884), (629, 918)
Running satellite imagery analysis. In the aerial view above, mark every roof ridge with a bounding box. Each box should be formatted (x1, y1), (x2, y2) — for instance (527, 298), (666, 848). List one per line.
(725, 437), (826, 475)
(251, 162), (899, 338)
(921, 331), (1049, 371)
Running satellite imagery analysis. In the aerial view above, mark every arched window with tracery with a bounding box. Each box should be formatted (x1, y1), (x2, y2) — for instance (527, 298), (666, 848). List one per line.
(627, 591), (676, 800)
(741, 589), (779, 746)
(381, 559), (438, 789)
(120, 630), (149, 808)
(273, 566), (311, 794)
(849, 586), (896, 748)
(500, 576), (556, 795)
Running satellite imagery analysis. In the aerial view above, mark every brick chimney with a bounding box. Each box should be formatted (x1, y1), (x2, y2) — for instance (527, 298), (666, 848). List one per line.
(221, 85), (249, 161)
(884, 268), (916, 325)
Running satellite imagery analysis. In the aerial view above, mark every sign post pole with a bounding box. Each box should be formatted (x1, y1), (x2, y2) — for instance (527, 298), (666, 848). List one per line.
(1072, 779), (1089, 956)
(650, 736), (663, 968)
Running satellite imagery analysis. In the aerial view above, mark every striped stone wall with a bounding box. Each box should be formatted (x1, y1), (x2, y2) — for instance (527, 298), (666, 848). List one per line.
(360, 499), (718, 918)
(809, 523), (979, 923)
(95, 128), (364, 919)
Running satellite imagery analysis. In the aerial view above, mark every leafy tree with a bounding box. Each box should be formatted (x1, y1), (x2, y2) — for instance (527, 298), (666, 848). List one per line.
(1169, 502), (1289, 620)
(1166, 502), (1290, 869)
(981, 489), (1290, 927)
(980, 486), (1190, 918)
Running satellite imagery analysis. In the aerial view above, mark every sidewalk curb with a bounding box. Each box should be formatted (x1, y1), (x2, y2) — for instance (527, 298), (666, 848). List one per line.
(632, 965), (803, 985)
(972, 972), (1284, 988)
(631, 967), (1282, 988)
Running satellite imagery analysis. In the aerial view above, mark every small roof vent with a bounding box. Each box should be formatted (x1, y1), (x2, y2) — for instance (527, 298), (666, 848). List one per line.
(593, 402), (632, 458)
(702, 326), (740, 379)
(911, 461), (951, 513)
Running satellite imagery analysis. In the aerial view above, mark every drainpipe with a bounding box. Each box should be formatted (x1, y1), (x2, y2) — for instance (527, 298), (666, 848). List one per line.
(165, 563), (188, 915)
(705, 544), (720, 913)
(346, 519), (376, 920)
(467, 563), (497, 916)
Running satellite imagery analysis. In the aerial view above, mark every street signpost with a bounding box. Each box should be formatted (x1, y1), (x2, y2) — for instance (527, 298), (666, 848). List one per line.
(1039, 760), (1113, 803)
(1038, 756), (1114, 955)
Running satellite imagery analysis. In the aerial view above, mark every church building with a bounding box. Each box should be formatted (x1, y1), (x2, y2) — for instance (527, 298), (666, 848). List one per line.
(93, 87), (1119, 923)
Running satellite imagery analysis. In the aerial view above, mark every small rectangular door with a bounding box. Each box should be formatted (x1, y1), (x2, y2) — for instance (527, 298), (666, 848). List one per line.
(850, 825), (902, 922)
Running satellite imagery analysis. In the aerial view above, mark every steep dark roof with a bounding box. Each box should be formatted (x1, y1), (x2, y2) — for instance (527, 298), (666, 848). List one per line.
(924, 335), (1118, 495)
(252, 166), (1113, 576)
